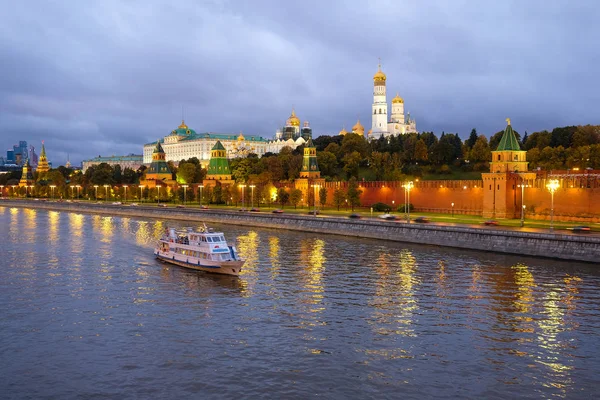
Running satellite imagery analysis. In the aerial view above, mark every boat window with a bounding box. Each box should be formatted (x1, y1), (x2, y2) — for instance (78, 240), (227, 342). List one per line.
(220, 236), (225, 242)
(201, 237), (206, 242)
(207, 237), (213, 242)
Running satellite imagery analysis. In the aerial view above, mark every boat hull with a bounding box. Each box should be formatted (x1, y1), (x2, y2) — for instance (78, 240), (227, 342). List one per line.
(155, 251), (243, 276)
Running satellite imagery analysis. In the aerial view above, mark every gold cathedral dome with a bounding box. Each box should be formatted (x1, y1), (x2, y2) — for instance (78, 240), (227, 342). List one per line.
(373, 63), (386, 83)
(352, 119), (364, 134)
(392, 93), (404, 104)
(339, 126), (348, 136)
(286, 108), (301, 127)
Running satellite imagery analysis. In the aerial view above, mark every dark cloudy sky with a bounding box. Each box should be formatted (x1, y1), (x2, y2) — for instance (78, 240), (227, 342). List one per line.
(1, 0), (599, 165)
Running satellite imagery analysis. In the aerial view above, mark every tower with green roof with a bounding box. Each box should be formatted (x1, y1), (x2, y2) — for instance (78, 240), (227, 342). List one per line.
(295, 139), (325, 208)
(482, 119), (537, 218)
(145, 140), (173, 185)
(19, 158), (34, 187)
(203, 141), (235, 187)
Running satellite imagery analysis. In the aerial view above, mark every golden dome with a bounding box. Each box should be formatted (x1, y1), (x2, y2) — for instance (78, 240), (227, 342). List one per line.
(392, 93), (404, 104)
(178, 119), (188, 129)
(339, 126), (348, 136)
(373, 63), (386, 83)
(286, 108), (301, 127)
(352, 119), (364, 134)
(237, 131), (245, 141)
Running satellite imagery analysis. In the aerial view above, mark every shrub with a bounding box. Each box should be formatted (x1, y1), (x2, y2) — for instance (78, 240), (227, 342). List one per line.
(397, 203), (414, 213)
(371, 202), (391, 212)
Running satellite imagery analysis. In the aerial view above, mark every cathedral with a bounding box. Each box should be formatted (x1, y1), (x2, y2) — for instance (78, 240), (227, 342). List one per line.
(369, 63), (417, 140)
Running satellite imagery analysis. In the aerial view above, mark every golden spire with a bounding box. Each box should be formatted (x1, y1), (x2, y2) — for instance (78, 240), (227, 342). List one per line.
(373, 59), (386, 83)
(506, 117), (511, 126)
(178, 119), (188, 130)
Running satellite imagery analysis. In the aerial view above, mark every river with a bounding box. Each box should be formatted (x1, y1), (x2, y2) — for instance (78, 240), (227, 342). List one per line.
(1, 206), (598, 399)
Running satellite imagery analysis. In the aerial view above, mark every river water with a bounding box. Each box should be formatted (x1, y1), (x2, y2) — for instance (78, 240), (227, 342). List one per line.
(0, 206), (599, 399)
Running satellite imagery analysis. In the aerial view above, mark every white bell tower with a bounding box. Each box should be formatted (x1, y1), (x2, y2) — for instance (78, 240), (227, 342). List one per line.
(371, 61), (388, 138)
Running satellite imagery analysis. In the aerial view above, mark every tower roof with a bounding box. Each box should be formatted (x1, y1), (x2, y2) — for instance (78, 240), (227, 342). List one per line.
(153, 140), (165, 153)
(392, 93), (404, 104)
(352, 119), (364, 134)
(496, 118), (521, 151)
(40, 141), (46, 157)
(286, 108), (300, 127)
(211, 140), (226, 151)
(373, 63), (386, 83)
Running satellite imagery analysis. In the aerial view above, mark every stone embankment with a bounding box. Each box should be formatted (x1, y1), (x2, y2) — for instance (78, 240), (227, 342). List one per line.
(2, 200), (599, 263)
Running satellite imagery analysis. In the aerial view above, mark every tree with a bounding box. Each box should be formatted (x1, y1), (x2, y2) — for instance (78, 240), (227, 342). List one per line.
(176, 163), (197, 184)
(414, 139), (428, 162)
(466, 128), (478, 148)
(316, 151), (337, 177)
(340, 133), (368, 159)
(277, 187), (289, 208)
(289, 188), (302, 208)
(332, 188), (345, 211)
(470, 135), (491, 163)
(342, 151), (362, 179)
(319, 187), (327, 208)
(346, 178), (362, 212)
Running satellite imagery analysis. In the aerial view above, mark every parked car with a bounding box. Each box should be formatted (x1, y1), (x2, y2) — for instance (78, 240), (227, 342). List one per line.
(272, 209), (284, 214)
(308, 210), (320, 215)
(200, 205), (209, 209)
(158, 204), (167, 208)
(348, 213), (362, 219)
(414, 216), (430, 223)
(176, 205), (185, 208)
(129, 203), (138, 206)
(570, 226), (591, 233)
(112, 201), (122, 205)
(250, 208), (260, 212)
(379, 214), (398, 220)
(484, 220), (499, 226)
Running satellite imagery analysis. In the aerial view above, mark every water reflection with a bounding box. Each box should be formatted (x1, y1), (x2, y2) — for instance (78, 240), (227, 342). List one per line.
(268, 236), (280, 279)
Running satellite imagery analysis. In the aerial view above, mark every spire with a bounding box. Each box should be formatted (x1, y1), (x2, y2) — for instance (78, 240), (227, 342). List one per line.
(40, 141), (46, 158)
(496, 119), (521, 151)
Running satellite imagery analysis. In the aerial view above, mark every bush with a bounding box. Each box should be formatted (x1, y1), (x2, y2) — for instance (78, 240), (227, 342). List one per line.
(397, 203), (414, 213)
(371, 202), (391, 212)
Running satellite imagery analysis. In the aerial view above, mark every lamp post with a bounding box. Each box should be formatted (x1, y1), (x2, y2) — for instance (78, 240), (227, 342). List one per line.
(249, 185), (256, 208)
(139, 185), (145, 203)
(157, 185), (161, 206)
(199, 185), (204, 207)
(239, 184), (246, 209)
(518, 182), (530, 227)
(451, 202), (454, 217)
(0, 185), (3, 198)
(11, 185), (17, 198)
(123, 185), (128, 204)
(404, 181), (414, 223)
(94, 185), (98, 201)
(182, 184), (188, 205)
(70, 185), (74, 199)
(103, 185), (109, 202)
(312, 184), (319, 216)
(75, 184), (81, 200)
(546, 179), (559, 231)
(50, 185), (56, 201)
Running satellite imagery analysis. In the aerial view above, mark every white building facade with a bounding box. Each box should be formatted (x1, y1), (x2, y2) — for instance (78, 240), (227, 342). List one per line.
(369, 63), (417, 140)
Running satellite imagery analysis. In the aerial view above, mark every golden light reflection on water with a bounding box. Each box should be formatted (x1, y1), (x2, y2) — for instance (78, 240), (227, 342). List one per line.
(135, 221), (151, 246)
(512, 263), (536, 316)
(268, 236), (280, 279)
(236, 230), (259, 294)
(305, 239), (326, 312)
(48, 211), (60, 244)
(370, 249), (419, 337)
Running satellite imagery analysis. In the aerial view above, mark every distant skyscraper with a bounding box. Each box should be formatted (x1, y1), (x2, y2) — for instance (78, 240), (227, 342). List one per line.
(12, 141), (27, 166)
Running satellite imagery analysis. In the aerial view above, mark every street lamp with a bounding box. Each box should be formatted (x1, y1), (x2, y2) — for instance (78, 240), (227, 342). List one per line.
(75, 184), (81, 200)
(94, 185), (98, 201)
(239, 184), (246, 209)
(451, 202), (455, 217)
(11, 185), (17, 198)
(249, 185), (256, 208)
(70, 185), (74, 199)
(312, 184), (319, 216)
(199, 185), (204, 207)
(30, 185), (35, 198)
(0, 185), (4, 198)
(103, 184), (109, 202)
(404, 181), (414, 223)
(139, 185), (145, 203)
(123, 185), (128, 204)
(546, 179), (559, 231)
(182, 184), (188, 205)
(157, 185), (161, 205)
(518, 182), (530, 227)
(50, 185), (56, 201)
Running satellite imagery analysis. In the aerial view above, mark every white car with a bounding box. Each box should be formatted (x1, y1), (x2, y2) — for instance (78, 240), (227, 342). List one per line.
(112, 201), (122, 205)
(379, 214), (398, 220)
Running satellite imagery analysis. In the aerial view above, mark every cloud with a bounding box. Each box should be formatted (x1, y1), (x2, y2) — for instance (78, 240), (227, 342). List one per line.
(1, 0), (599, 164)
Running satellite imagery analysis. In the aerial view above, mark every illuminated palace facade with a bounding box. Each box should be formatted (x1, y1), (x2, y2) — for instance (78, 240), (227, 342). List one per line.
(143, 112), (311, 167)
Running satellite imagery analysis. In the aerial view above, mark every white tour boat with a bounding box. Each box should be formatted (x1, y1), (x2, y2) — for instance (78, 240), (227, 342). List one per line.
(154, 225), (244, 276)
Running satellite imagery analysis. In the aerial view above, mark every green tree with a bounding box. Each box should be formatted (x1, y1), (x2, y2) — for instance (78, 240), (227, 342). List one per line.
(470, 135), (491, 163)
(176, 163), (197, 184)
(289, 188), (302, 209)
(319, 187), (327, 208)
(414, 139), (428, 162)
(342, 151), (362, 179)
(332, 188), (345, 211)
(346, 177), (362, 212)
(316, 151), (337, 177)
(466, 128), (478, 148)
(277, 187), (289, 208)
